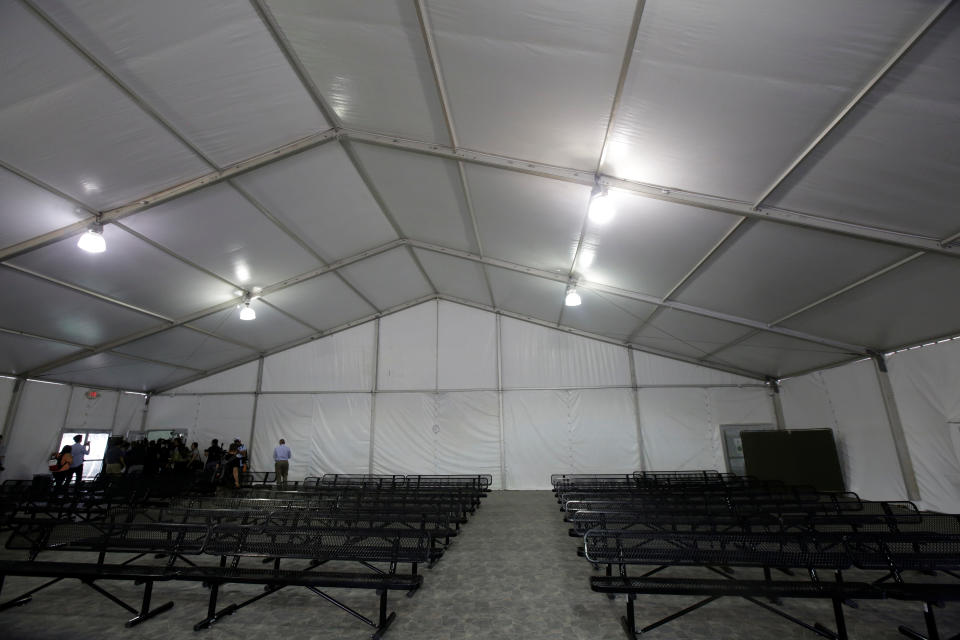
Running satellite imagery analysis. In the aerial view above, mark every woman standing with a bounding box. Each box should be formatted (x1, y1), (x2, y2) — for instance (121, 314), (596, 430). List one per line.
(49, 445), (73, 490)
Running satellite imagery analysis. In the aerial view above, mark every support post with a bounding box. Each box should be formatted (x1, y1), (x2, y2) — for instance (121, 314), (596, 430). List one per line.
(627, 348), (645, 471)
(872, 353), (921, 501)
(768, 377), (786, 430)
(496, 313), (507, 489)
(1, 377), (26, 440)
(249, 357), (264, 466)
(368, 318), (380, 474)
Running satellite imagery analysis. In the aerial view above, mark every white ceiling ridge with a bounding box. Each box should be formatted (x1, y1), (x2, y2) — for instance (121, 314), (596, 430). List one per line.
(413, 0), (495, 305)
(151, 293), (438, 395)
(751, 0), (956, 209)
(436, 293), (766, 381)
(408, 240), (869, 355)
(346, 129), (958, 257)
(20, 239), (405, 379)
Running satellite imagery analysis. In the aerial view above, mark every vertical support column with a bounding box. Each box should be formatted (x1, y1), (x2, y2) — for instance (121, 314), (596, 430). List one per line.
(496, 313), (507, 490)
(768, 378), (786, 430)
(368, 318), (381, 474)
(1, 377), (26, 440)
(249, 357), (264, 466)
(872, 354), (921, 501)
(109, 391), (122, 434)
(627, 347), (645, 472)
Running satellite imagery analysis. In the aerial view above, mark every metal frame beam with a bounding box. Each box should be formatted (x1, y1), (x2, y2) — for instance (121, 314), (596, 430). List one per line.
(559, 0), (647, 329)
(413, 0), (496, 307)
(409, 240), (868, 354)
(752, 0), (956, 209)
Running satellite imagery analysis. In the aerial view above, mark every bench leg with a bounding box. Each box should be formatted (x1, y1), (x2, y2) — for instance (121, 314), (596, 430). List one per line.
(125, 580), (174, 628)
(0, 577), (63, 612)
(193, 582), (221, 630)
(639, 595), (720, 635)
(898, 601), (941, 640)
(619, 593), (636, 639)
(374, 588), (397, 639)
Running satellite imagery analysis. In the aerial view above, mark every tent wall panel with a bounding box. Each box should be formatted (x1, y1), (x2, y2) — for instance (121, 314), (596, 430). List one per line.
(4, 381), (71, 479)
(147, 394), (254, 453)
(501, 317), (630, 388)
(503, 389), (638, 490)
(437, 301), (497, 390)
(64, 388), (120, 431)
(0, 376), (15, 430)
(262, 323), (374, 392)
(633, 351), (760, 387)
(378, 301), (437, 391)
(887, 341), (960, 513)
(113, 393), (146, 436)
(252, 394), (371, 481)
(372, 392), (501, 487)
(638, 388), (720, 472)
(781, 360), (907, 502)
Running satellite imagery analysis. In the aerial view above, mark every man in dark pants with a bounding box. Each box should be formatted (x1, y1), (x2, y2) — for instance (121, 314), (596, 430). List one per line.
(69, 434), (89, 488)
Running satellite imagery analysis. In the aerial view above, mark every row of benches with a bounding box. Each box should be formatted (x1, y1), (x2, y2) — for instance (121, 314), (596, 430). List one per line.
(0, 473), (490, 637)
(555, 471), (960, 640)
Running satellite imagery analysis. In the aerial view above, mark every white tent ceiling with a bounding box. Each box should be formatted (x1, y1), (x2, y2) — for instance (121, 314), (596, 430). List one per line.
(2, 0), (959, 392)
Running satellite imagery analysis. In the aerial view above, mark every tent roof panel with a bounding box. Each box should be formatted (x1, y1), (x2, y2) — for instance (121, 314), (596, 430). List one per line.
(428, 0), (637, 169)
(122, 183), (320, 289)
(0, 332), (83, 376)
(467, 164), (588, 273)
(9, 225), (236, 318)
(562, 289), (656, 342)
(0, 1), (209, 209)
(673, 221), (916, 323)
(0, 168), (86, 248)
(0, 267), (159, 348)
(113, 326), (257, 372)
(268, 0), (447, 142)
(486, 267), (564, 323)
(352, 143), (475, 252)
(584, 191), (741, 298)
(233, 144), (398, 262)
(413, 249), (493, 305)
(710, 332), (855, 379)
(33, 0), (329, 166)
(770, 4), (960, 238)
(189, 300), (313, 352)
(606, 0), (938, 201)
(38, 352), (193, 392)
(642, 309), (754, 356)
(338, 247), (434, 310)
(263, 272), (377, 332)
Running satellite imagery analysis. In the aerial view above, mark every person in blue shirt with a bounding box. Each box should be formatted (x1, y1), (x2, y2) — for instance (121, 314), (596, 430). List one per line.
(273, 439), (291, 489)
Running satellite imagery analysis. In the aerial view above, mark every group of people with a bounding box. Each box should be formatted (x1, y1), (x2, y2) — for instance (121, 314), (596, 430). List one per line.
(46, 434), (291, 490)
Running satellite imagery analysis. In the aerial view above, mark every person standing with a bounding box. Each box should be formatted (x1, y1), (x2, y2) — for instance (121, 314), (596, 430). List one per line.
(273, 439), (291, 489)
(220, 443), (242, 490)
(69, 434), (89, 487)
(50, 445), (73, 491)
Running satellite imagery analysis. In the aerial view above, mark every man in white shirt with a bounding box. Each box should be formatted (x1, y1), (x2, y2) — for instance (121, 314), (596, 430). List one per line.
(69, 434), (90, 488)
(273, 439), (292, 489)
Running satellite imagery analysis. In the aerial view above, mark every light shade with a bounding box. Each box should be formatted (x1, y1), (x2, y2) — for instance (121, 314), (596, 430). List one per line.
(77, 227), (106, 253)
(564, 288), (582, 307)
(239, 302), (256, 321)
(587, 190), (615, 224)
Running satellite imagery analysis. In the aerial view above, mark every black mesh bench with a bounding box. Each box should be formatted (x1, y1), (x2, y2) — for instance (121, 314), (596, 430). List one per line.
(584, 528), (865, 640)
(0, 520), (207, 627)
(189, 524), (432, 637)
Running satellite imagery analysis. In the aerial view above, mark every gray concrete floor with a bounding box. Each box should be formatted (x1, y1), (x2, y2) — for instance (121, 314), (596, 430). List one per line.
(1, 491), (959, 639)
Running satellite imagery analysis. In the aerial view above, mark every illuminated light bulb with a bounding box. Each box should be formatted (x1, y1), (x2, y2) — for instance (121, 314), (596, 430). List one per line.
(565, 288), (582, 307)
(77, 223), (106, 253)
(239, 302), (256, 321)
(588, 190), (615, 224)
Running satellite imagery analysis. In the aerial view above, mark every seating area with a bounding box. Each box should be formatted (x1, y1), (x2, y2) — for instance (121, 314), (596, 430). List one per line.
(0, 473), (488, 637)
(556, 471), (960, 640)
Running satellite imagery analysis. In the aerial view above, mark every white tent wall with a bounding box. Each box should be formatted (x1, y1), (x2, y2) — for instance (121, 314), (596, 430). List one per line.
(779, 359), (907, 503)
(144, 300), (775, 488)
(113, 393), (147, 436)
(146, 394), (255, 452)
(2, 380), (71, 479)
(886, 340), (960, 514)
(252, 393), (372, 479)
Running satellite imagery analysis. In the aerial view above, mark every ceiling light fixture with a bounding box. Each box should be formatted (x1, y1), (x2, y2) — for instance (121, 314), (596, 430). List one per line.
(564, 286), (582, 307)
(77, 217), (106, 253)
(587, 183), (615, 225)
(238, 293), (256, 321)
